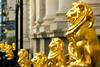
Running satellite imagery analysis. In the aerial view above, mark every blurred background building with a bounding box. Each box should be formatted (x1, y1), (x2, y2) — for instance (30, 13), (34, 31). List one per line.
(1, 0), (100, 57)
(23, 0), (100, 57)
(0, 0), (16, 42)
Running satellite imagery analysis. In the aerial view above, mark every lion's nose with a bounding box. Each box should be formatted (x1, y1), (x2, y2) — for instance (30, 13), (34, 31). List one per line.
(66, 14), (71, 20)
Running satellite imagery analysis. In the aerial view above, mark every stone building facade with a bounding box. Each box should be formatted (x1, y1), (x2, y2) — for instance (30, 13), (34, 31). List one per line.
(2, 0), (16, 41)
(23, 0), (100, 56)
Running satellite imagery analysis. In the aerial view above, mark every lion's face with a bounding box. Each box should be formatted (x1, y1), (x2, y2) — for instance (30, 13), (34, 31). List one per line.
(49, 40), (59, 52)
(48, 38), (64, 59)
(66, 4), (80, 24)
(66, 2), (88, 25)
(31, 53), (47, 65)
(18, 49), (28, 58)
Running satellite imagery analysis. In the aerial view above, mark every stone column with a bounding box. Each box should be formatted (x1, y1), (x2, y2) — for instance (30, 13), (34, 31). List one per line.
(23, 0), (29, 38)
(33, 0), (45, 33)
(28, 0), (36, 54)
(39, 0), (58, 32)
(40, 38), (45, 53)
(50, 0), (77, 31)
(29, 0), (35, 34)
(36, 0), (45, 22)
(23, 0), (30, 49)
(33, 39), (37, 55)
(80, 0), (100, 35)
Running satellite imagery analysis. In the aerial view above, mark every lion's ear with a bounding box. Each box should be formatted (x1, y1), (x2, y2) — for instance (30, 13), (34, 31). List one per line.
(78, 4), (84, 11)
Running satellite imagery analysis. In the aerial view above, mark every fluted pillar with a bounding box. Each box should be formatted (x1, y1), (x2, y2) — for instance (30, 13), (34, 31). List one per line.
(80, 0), (100, 35)
(29, 0), (35, 34)
(23, 0), (30, 49)
(50, 0), (77, 31)
(40, 38), (50, 55)
(33, 39), (37, 54)
(40, 39), (45, 53)
(33, 0), (45, 33)
(39, 0), (58, 32)
(35, 0), (45, 23)
(28, 0), (36, 53)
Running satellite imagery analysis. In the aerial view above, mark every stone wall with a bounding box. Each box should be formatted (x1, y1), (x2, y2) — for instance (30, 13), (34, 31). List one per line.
(25, 0), (100, 56)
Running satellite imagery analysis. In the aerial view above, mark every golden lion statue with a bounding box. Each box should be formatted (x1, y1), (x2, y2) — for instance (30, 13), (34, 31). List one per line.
(18, 49), (31, 67)
(31, 52), (47, 67)
(0, 42), (15, 60)
(66, 1), (100, 67)
(48, 38), (66, 67)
